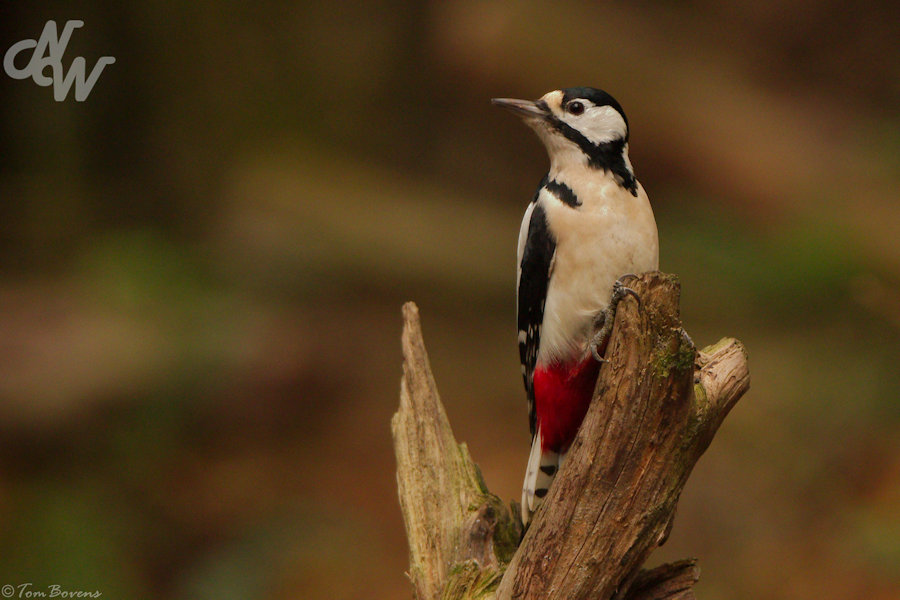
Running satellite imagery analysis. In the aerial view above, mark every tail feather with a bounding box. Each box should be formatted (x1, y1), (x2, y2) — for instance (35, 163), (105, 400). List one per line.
(521, 427), (560, 525)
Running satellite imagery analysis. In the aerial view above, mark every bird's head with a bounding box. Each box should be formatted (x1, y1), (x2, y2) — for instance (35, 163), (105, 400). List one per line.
(492, 87), (635, 190)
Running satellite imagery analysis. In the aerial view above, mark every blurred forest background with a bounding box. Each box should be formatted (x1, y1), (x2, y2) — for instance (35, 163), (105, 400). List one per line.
(1, 1), (898, 599)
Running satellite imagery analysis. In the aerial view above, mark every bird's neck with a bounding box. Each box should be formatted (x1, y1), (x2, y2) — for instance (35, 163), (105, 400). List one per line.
(548, 159), (590, 184)
(548, 160), (629, 195)
(548, 143), (637, 197)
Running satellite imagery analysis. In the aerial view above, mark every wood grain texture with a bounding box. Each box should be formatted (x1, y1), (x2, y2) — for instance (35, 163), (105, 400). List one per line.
(392, 302), (520, 600)
(393, 273), (750, 600)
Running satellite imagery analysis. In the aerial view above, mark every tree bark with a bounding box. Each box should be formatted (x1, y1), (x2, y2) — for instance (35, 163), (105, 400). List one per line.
(392, 302), (520, 600)
(392, 272), (750, 600)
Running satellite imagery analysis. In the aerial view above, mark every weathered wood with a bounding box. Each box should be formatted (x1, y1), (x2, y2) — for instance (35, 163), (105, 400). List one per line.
(392, 303), (520, 600)
(393, 273), (750, 600)
(627, 560), (700, 600)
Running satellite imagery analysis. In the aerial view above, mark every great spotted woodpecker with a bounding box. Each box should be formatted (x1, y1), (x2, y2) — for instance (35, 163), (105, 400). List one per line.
(492, 88), (659, 524)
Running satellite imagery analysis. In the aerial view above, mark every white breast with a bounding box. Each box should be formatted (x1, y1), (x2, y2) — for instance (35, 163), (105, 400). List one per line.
(537, 170), (658, 364)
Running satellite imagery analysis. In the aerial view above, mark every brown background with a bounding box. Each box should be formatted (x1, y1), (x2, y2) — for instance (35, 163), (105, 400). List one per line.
(0, 2), (898, 599)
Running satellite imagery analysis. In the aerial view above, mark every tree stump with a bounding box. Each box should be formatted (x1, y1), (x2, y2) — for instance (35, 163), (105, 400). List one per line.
(392, 272), (750, 600)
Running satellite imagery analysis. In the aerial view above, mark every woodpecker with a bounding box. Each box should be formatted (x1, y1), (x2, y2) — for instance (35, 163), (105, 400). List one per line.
(492, 88), (659, 524)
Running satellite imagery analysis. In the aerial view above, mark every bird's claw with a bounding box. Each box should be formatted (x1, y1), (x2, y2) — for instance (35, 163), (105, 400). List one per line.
(611, 276), (642, 310)
(591, 341), (606, 363)
(589, 309), (612, 363)
(589, 275), (643, 363)
(617, 283), (641, 309)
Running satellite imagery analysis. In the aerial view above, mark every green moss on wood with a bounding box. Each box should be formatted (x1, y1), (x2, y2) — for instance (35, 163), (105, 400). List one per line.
(652, 334), (695, 379)
(700, 337), (736, 355)
(442, 561), (502, 600)
(456, 442), (495, 500)
(490, 499), (522, 564)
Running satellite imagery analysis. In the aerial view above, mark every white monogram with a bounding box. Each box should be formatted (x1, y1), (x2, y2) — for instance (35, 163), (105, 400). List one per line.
(4, 20), (115, 102)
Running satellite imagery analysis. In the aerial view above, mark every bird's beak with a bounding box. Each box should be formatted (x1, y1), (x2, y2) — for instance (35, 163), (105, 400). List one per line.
(491, 98), (548, 120)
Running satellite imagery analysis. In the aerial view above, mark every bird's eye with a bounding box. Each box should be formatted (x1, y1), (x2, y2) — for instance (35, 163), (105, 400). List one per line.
(567, 101), (584, 115)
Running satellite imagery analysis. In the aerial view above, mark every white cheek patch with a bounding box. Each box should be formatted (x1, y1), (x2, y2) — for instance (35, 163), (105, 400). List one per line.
(561, 104), (627, 145)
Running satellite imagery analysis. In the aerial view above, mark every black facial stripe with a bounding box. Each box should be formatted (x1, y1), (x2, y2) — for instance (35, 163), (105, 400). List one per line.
(539, 464), (557, 476)
(544, 179), (580, 207)
(547, 115), (637, 197)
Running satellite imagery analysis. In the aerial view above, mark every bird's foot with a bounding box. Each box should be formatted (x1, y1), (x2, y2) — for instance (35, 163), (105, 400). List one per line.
(590, 275), (641, 362)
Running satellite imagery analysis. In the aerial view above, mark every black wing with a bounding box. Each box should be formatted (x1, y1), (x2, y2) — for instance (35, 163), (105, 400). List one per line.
(517, 198), (556, 437)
